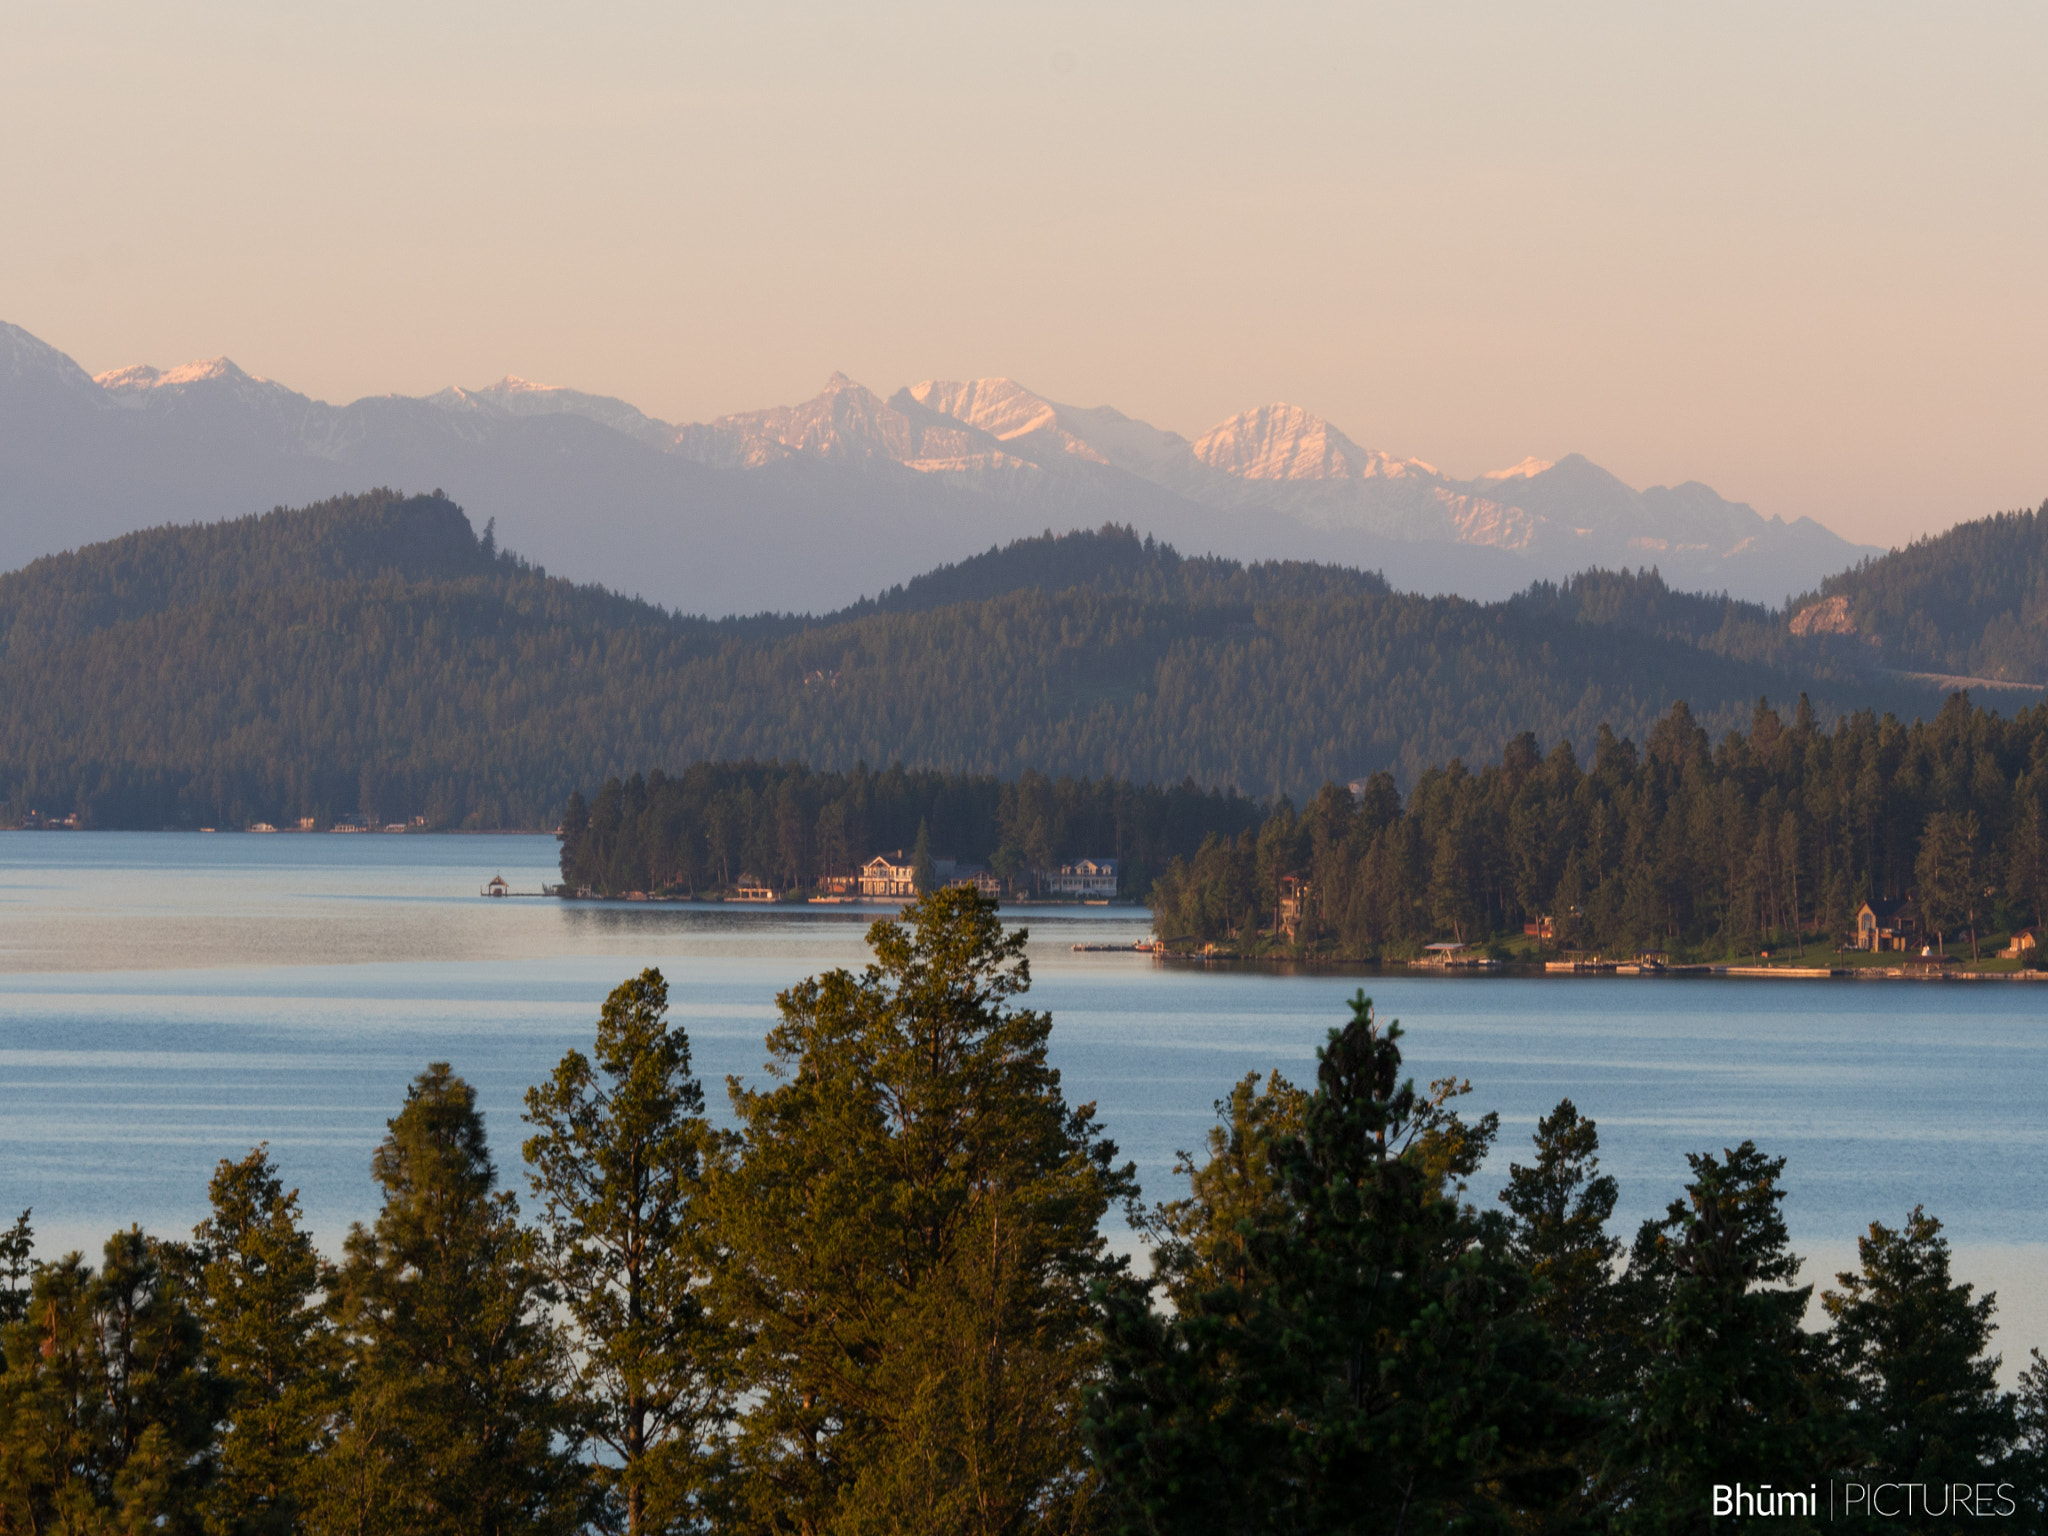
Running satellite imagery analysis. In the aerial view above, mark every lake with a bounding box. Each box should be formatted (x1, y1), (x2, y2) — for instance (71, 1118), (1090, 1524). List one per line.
(4, 831), (2046, 1368)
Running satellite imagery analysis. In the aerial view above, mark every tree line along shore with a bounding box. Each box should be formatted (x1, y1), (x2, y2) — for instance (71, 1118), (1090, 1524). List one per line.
(1147, 690), (2048, 971)
(559, 691), (2048, 975)
(4, 889), (2045, 1534)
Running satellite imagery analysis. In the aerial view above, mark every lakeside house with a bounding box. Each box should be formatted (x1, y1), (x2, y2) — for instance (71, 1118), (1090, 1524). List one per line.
(860, 852), (918, 899)
(733, 883), (780, 902)
(1277, 874), (1313, 939)
(2004, 928), (2038, 960)
(1855, 896), (1924, 952)
(933, 860), (1000, 896)
(1043, 858), (1119, 899)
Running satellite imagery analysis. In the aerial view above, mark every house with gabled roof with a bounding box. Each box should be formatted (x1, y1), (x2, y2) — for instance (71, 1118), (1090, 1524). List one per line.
(1856, 896), (1923, 952)
(1043, 858), (1119, 899)
(860, 852), (918, 899)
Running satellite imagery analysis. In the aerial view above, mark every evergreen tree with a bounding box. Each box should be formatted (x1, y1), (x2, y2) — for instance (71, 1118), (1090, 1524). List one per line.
(911, 817), (936, 894)
(1823, 1206), (2015, 1489)
(193, 1147), (336, 1536)
(322, 1064), (586, 1536)
(1149, 1071), (1306, 1302)
(524, 969), (725, 1536)
(1606, 1142), (1844, 1533)
(0, 1212), (30, 1328)
(710, 888), (1136, 1535)
(1915, 810), (1982, 956)
(1500, 1099), (1625, 1390)
(2010, 1349), (2048, 1532)
(1498, 1099), (1626, 1530)
(1090, 995), (1580, 1534)
(0, 1252), (112, 1529)
(0, 1230), (216, 1533)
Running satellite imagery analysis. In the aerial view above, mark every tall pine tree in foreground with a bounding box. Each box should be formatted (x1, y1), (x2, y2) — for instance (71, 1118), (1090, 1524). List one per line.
(525, 968), (726, 1536)
(322, 1064), (586, 1536)
(1497, 1099), (1628, 1527)
(1500, 1098), (1627, 1395)
(710, 887), (1137, 1536)
(1605, 1142), (1845, 1534)
(1089, 994), (1581, 1535)
(193, 1147), (336, 1536)
(0, 1229), (216, 1532)
(1824, 1205), (2015, 1490)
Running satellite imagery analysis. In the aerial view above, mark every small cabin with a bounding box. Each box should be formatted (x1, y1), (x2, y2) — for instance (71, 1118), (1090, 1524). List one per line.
(2004, 929), (2038, 960)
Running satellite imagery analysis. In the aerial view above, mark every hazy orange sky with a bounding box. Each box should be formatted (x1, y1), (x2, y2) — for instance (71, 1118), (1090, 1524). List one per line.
(4, 2), (2042, 549)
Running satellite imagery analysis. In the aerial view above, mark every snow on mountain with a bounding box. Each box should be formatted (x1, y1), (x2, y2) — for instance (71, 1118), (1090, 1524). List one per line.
(0, 320), (1880, 611)
(1174, 402), (1521, 545)
(898, 378), (1110, 466)
(102, 360), (282, 435)
(1191, 403), (1428, 484)
(660, 376), (1870, 592)
(423, 376), (676, 450)
(669, 371), (1035, 476)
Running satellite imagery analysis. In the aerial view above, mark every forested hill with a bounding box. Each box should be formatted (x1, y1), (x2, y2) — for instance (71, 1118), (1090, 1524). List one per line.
(842, 525), (1393, 616)
(1789, 500), (2048, 682)
(0, 491), (1942, 829)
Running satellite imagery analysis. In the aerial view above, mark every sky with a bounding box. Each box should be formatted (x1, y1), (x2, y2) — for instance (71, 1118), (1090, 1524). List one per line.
(3, 1), (2043, 549)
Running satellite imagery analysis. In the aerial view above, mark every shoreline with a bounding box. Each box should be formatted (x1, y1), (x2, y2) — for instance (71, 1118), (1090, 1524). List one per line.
(1131, 953), (2048, 983)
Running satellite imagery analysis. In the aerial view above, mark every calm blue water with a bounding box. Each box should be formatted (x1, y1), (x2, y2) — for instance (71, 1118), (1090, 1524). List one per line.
(4, 832), (2046, 1355)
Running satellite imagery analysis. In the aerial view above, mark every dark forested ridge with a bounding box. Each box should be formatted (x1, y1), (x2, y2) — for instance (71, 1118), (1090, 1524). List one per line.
(555, 760), (1263, 898)
(840, 523), (1392, 616)
(0, 488), (1987, 829)
(1153, 690), (2048, 962)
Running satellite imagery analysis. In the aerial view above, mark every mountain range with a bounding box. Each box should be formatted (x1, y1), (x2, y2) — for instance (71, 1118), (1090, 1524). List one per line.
(0, 322), (1875, 613)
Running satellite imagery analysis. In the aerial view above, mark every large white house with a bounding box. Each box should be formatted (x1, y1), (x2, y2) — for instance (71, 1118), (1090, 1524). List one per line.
(1042, 858), (1119, 898)
(859, 852), (918, 899)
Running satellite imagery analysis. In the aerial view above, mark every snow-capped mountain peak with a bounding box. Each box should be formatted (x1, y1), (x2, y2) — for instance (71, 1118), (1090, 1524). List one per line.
(906, 378), (1055, 442)
(1481, 456), (1554, 481)
(1190, 403), (1430, 483)
(903, 378), (1112, 466)
(423, 375), (676, 447)
(95, 357), (257, 393)
(481, 375), (557, 397)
